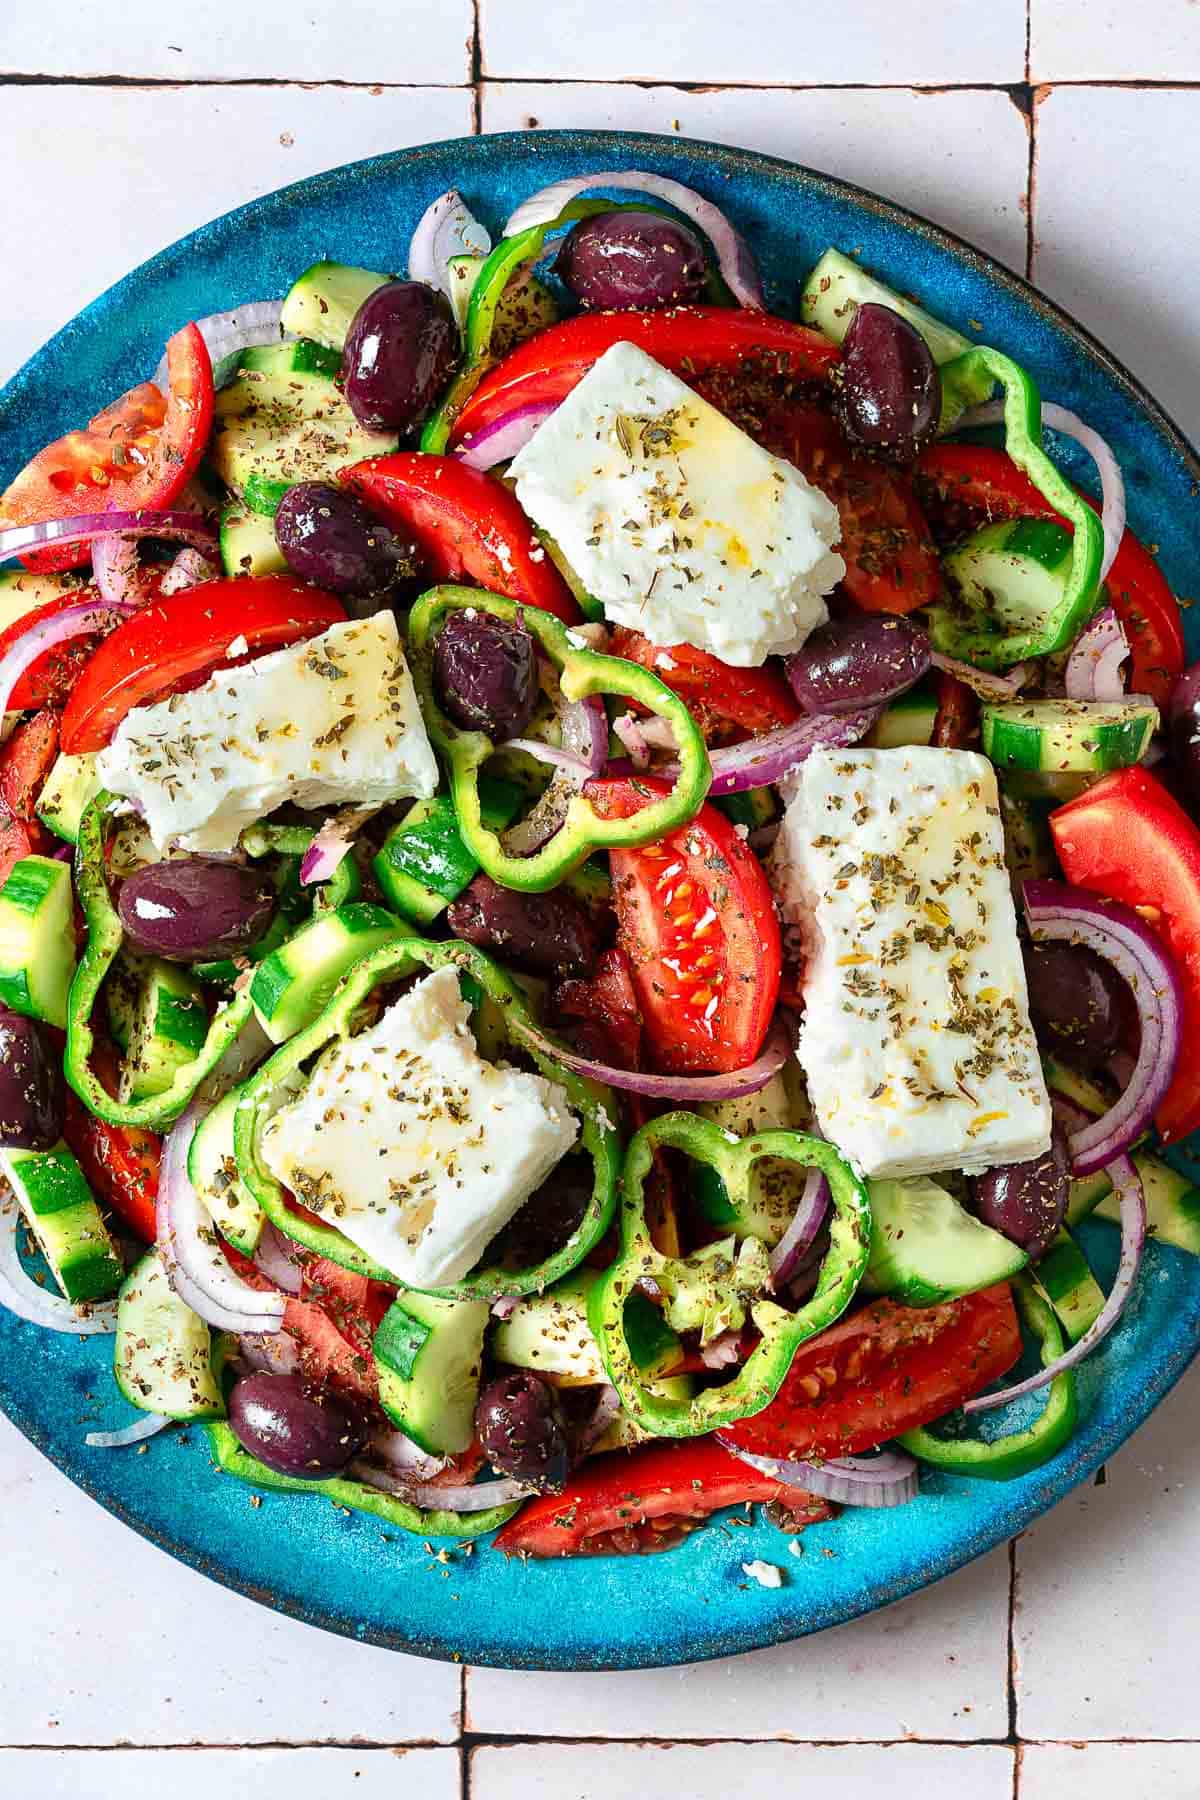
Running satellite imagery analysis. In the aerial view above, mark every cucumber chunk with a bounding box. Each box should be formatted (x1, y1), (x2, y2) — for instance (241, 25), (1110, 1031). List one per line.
(1088, 1152), (1200, 1255)
(0, 1143), (123, 1304)
(36, 751), (99, 844)
(492, 1269), (683, 1389)
(983, 697), (1158, 775)
(211, 361), (397, 507)
(0, 566), (87, 638)
(0, 854), (76, 1027)
(118, 956), (209, 1103)
(862, 1174), (1028, 1304)
(190, 1070), (305, 1254)
(867, 676), (939, 750)
(1036, 1227), (1105, 1343)
(237, 339), (342, 379)
(219, 501), (288, 579)
(279, 261), (391, 352)
(713, 786), (778, 831)
(372, 779), (523, 924)
(940, 517), (1074, 648)
(114, 1249), (223, 1418)
(373, 1291), (489, 1456)
(250, 901), (410, 1043)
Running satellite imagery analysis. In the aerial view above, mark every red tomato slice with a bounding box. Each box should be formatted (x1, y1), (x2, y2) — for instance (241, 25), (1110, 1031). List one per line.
(341, 452), (579, 624)
(1, 324), (214, 574)
(724, 1285), (1022, 1461)
(932, 669), (979, 749)
(587, 776), (781, 1074)
(915, 444), (1185, 708)
(300, 1256), (395, 1359)
(60, 575), (346, 753)
(553, 945), (643, 1070)
(754, 401), (941, 614)
(62, 1039), (161, 1243)
(1050, 766), (1200, 1143)
(0, 711), (60, 821)
(0, 814), (49, 886)
(608, 627), (801, 744)
(491, 1437), (832, 1557)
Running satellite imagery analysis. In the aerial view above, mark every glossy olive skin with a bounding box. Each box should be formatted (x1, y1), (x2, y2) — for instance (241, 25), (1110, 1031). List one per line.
(972, 1127), (1071, 1263)
(118, 859), (275, 963)
(834, 302), (942, 460)
(227, 1371), (364, 1477)
(447, 874), (598, 980)
(1168, 662), (1200, 806)
(433, 608), (539, 739)
(557, 210), (707, 311)
(0, 1010), (64, 1151)
(476, 1368), (570, 1493)
(274, 481), (424, 598)
(1024, 940), (1133, 1072)
(786, 611), (931, 714)
(343, 280), (458, 433)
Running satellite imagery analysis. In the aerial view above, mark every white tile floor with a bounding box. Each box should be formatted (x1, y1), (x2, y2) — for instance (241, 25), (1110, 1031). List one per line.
(3, 4), (1200, 1796)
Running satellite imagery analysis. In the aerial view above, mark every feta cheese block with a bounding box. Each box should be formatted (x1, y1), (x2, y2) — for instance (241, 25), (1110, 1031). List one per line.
(259, 965), (579, 1288)
(772, 746), (1051, 1179)
(97, 612), (437, 853)
(507, 340), (845, 667)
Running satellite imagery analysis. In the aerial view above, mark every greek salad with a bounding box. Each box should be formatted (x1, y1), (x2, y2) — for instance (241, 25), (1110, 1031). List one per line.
(0, 169), (1196, 1562)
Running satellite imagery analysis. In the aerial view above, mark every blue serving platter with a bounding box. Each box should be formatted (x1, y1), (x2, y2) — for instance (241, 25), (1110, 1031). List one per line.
(2, 130), (1200, 1672)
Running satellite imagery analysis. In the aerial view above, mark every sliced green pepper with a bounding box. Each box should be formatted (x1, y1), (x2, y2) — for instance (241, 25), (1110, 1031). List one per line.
(232, 934), (621, 1299)
(928, 346), (1104, 668)
(898, 1276), (1078, 1480)
(408, 586), (711, 893)
(65, 795), (254, 1129)
(588, 1112), (871, 1438)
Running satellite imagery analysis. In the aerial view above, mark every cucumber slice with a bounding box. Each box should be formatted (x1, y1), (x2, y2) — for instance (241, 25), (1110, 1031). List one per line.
(114, 1249), (223, 1418)
(250, 901), (409, 1043)
(237, 339), (342, 379)
(211, 362), (396, 506)
(190, 1071), (305, 1253)
(493, 1271), (683, 1389)
(0, 854), (76, 1027)
(532, 527), (603, 621)
(1036, 1227), (1105, 1343)
(863, 1174), (1028, 1304)
(713, 786), (778, 831)
(279, 260), (391, 352)
(694, 1069), (811, 1244)
(0, 566), (87, 638)
(36, 751), (99, 844)
(983, 697), (1158, 774)
(941, 518), (1075, 648)
(867, 676), (938, 750)
(242, 472), (293, 517)
(372, 779), (523, 924)
(219, 501), (287, 579)
(1097, 1153), (1200, 1254)
(118, 956), (209, 1103)
(999, 788), (1057, 896)
(1043, 1055), (1110, 1118)
(0, 1143), (123, 1304)
(373, 1291), (489, 1456)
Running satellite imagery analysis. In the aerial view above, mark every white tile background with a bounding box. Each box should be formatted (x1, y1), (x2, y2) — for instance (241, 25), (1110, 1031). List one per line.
(3, 2), (1200, 1795)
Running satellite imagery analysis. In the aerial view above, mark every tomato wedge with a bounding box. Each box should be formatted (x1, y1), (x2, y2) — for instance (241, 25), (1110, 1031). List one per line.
(491, 1437), (832, 1557)
(724, 1285), (1022, 1461)
(915, 443), (1185, 708)
(0, 711), (60, 822)
(587, 776), (781, 1074)
(0, 324), (214, 574)
(1050, 766), (1200, 1143)
(340, 453), (578, 624)
(450, 307), (839, 451)
(60, 575), (346, 753)
(608, 627), (801, 744)
(300, 1256), (394, 1358)
(62, 1040), (161, 1243)
(754, 401), (941, 614)
(0, 814), (49, 886)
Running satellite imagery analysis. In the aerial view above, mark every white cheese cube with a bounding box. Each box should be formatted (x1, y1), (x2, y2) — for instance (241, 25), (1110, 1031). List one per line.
(772, 746), (1051, 1179)
(259, 965), (579, 1288)
(507, 340), (844, 667)
(97, 612), (437, 853)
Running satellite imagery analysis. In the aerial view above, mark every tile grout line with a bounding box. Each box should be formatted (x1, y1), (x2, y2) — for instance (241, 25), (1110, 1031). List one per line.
(0, 71), (1199, 94)
(3, 1736), (1199, 1753)
(470, 0), (483, 132)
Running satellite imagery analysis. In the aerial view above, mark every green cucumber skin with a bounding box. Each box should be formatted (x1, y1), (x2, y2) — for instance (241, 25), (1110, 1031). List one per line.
(983, 699), (1157, 774)
(1036, 1229), (1105, 1344)
(0, 854), (75, 1028)
(219, 503), (287, 579)
(373, 780), (522, 921)
(250, 902), (409, 1041)
(372, 1293), (488, 1457)
(114, 1250), (224, 1419)
(278, 262), (391, 352)
(2, 1144), (123, 1304)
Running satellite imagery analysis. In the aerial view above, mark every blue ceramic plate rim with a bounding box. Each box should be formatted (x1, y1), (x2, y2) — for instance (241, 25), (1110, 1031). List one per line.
(2, 129), (1199, 1672)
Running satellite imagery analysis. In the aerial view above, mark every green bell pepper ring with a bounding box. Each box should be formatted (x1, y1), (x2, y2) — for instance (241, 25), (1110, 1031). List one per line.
(65, 794), (255, 1130)
(928, 346), (1104, 668)
(408, 586), (711, 893)
(232, 934), (622, 1300)
(589, 1112), (871, 1438)
(897, 1275), (1078, 1480)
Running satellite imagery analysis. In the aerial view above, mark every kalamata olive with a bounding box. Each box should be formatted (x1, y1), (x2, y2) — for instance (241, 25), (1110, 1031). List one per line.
(972, 1127), (1071, 1263)
(1167, 662), (1200, 807)
(343, 280), (458, 433)
(786, 611), (931, 713)
(1024, 940), (1133, 1071)
(557, 210), (707, 311)
(476, 1368), (570, 1493)
(118, 859), (275, 963)
(478, 1154), (595, 1275)
(274, 481), (425, 598)
(834, 302), (942, 461)
(0, 1010), (64, 1151)
(447, 874), (598, 979)
(433, 608), (539, 739)
(228, 1371), (365, 1477)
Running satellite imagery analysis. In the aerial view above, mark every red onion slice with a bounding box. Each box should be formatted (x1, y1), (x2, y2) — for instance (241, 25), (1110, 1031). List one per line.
(698, 1332), (744, 1370)
(1064, 605), (1130, 702)
(520, 1013), (791, 1103)
(929, 651), (1031, 700)
(768, 1168), (830, 1287)
(501, 738), (596, 783)
(91, 534), (141, 607)
(0, 509), (219, 569)
(86, 1414), (170, 1449)
(153, 300), (288, 389)
(159, 547), (218, 596)
(560, 693), (609, 777)
(717, 1438), (920, 1508)
(0, 1193), (119, 1334)
(612, 713), (651, 770)
(237, 1329), (301, 1376)
(349, 1460), (537, 1511)
(705, 707), (882, 796)
(456, 401), (559, 471)
(251, 1222), (305, 1296)
(408, 188), (491, 302)
(157, 1106), (286, 1334)
(0, 599), (136, 718)
(1023, 879), (1183, 1174)
(371, 1428), (449, 1482)
(298, 805), (379, 886)
(506, 171), (766, 310)
(967, 1154), (1146, 1413)
(577, 1384), (623, 1455)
